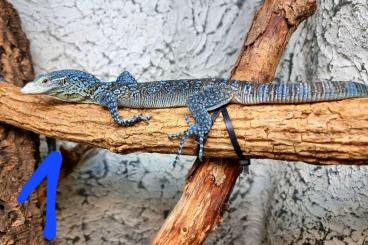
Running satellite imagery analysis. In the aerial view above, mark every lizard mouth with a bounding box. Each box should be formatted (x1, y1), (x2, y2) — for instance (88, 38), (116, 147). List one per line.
(21, 82), (55, 94)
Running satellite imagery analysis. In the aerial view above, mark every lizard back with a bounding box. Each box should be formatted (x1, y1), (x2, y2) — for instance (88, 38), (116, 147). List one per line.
(118, 79), (368, 108)
(118, 78), (229, 108)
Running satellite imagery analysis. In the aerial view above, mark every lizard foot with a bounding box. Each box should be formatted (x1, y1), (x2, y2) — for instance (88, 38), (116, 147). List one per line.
(168, 131), (184, 140)
(106, 99), (151, 126)
(167, 114), (193, 140)
(115, 114), (151, 126)
(168, 124), (209, 167)
(139, 114), (152, 124)
(168, 110), (219, 138)
(168, 129), (195, 141)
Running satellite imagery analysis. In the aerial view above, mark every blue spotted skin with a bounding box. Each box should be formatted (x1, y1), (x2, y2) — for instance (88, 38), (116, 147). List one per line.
(21, 69), (368, 165)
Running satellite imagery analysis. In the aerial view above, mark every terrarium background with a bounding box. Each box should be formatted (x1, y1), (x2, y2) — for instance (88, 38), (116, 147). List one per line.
(11, 0), (368, 244)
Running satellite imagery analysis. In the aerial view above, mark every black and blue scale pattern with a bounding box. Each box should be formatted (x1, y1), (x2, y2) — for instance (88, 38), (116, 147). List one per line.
(24, 69), (368, 165)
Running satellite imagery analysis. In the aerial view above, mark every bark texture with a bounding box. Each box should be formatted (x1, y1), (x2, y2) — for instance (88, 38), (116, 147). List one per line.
(1, 82), (367, 165)
(0, 1), (51, 244)
(151, 0), (316, 244)
(231, 0), (317, 81)
(152, 159), (242, 244)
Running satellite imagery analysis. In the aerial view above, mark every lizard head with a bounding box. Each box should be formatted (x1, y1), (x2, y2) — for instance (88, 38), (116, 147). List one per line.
(21, 69), (101, 102)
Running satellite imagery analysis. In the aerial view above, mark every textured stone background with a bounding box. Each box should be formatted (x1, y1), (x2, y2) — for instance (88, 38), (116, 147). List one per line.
(10, 0), (368, 244)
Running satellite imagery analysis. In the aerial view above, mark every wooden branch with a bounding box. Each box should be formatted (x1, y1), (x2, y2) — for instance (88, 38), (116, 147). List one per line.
(151, 158), (242, 245)
(0, 1), (55, 244)
(231, 0), (317, 81)
(1, 82), (367, 165)
(151, 0), (317, 244)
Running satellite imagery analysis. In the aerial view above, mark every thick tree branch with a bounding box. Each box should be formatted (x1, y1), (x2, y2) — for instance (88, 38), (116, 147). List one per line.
(231, 0), (317, 81)
(1, 82), (367, 165)
(152, 158), (241, 245)
(151, 0), (318, 244)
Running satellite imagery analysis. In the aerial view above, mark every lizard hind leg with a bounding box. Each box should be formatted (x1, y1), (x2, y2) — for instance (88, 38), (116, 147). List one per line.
(169, 85), (234, 165)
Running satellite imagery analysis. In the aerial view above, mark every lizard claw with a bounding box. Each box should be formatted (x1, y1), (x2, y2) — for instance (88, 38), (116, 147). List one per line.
(197, 133), (205, 161)
(140, 114), (151, 124)
(120, 114), (151, 126)
(168, 130), (186, 140)
(168, 114), (192, 140)
(171, 131), (190, 168)
(184, 114), (193, 126)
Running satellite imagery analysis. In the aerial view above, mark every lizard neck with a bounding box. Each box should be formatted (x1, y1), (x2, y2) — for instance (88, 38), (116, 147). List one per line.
(51, 80), (102, 103)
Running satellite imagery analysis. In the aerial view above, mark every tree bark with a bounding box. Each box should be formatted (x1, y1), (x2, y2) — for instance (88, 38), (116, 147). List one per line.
(151, 0), (317, 244)
(0, 1), (54, 244)
(151, 158), (242, 245)
(1, 81), (367, 165)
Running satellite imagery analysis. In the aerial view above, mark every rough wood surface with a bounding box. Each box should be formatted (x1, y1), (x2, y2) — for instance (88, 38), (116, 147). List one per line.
(151, 158), (242, 245)
(231, 0), (317, 82)
(0, 1), (54, 244)
(151, 0), (317, 244)
(1, 81), (367, 165)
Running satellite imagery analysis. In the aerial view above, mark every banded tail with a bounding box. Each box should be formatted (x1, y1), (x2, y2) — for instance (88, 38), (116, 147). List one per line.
(232, 80), (368, 104)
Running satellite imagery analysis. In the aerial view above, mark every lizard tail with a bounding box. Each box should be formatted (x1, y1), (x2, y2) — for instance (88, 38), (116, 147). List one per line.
(233, 80), (368, 104)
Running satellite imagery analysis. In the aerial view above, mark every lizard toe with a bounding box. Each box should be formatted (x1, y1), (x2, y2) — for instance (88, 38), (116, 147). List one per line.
(170, 123), (210, 165)
(184, 114), (193, 126)
(168, 133), (179, 140)
(171, 130), (190, 167)
(140, 114), (151, 124)
(168, 129), (188, 140)
(197, 133), (205, 161)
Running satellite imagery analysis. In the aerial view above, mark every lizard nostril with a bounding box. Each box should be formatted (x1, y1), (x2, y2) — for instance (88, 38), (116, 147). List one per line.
(42, 79), (48, 83)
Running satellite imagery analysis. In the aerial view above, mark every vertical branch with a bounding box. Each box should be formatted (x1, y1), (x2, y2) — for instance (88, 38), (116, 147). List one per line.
(0, 1), (55, 244)
(151, 0), (316, 244)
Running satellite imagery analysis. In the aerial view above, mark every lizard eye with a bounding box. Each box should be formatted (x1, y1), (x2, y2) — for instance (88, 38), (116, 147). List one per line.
(42, 78), (48, 84)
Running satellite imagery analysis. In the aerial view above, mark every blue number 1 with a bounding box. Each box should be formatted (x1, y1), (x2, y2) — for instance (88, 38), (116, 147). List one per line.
(17, 151), (62, 240)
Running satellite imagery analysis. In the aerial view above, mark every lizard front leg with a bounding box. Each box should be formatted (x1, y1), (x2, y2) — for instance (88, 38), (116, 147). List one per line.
(169, 85), (234, 166)
(98, 91), (151, 126)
